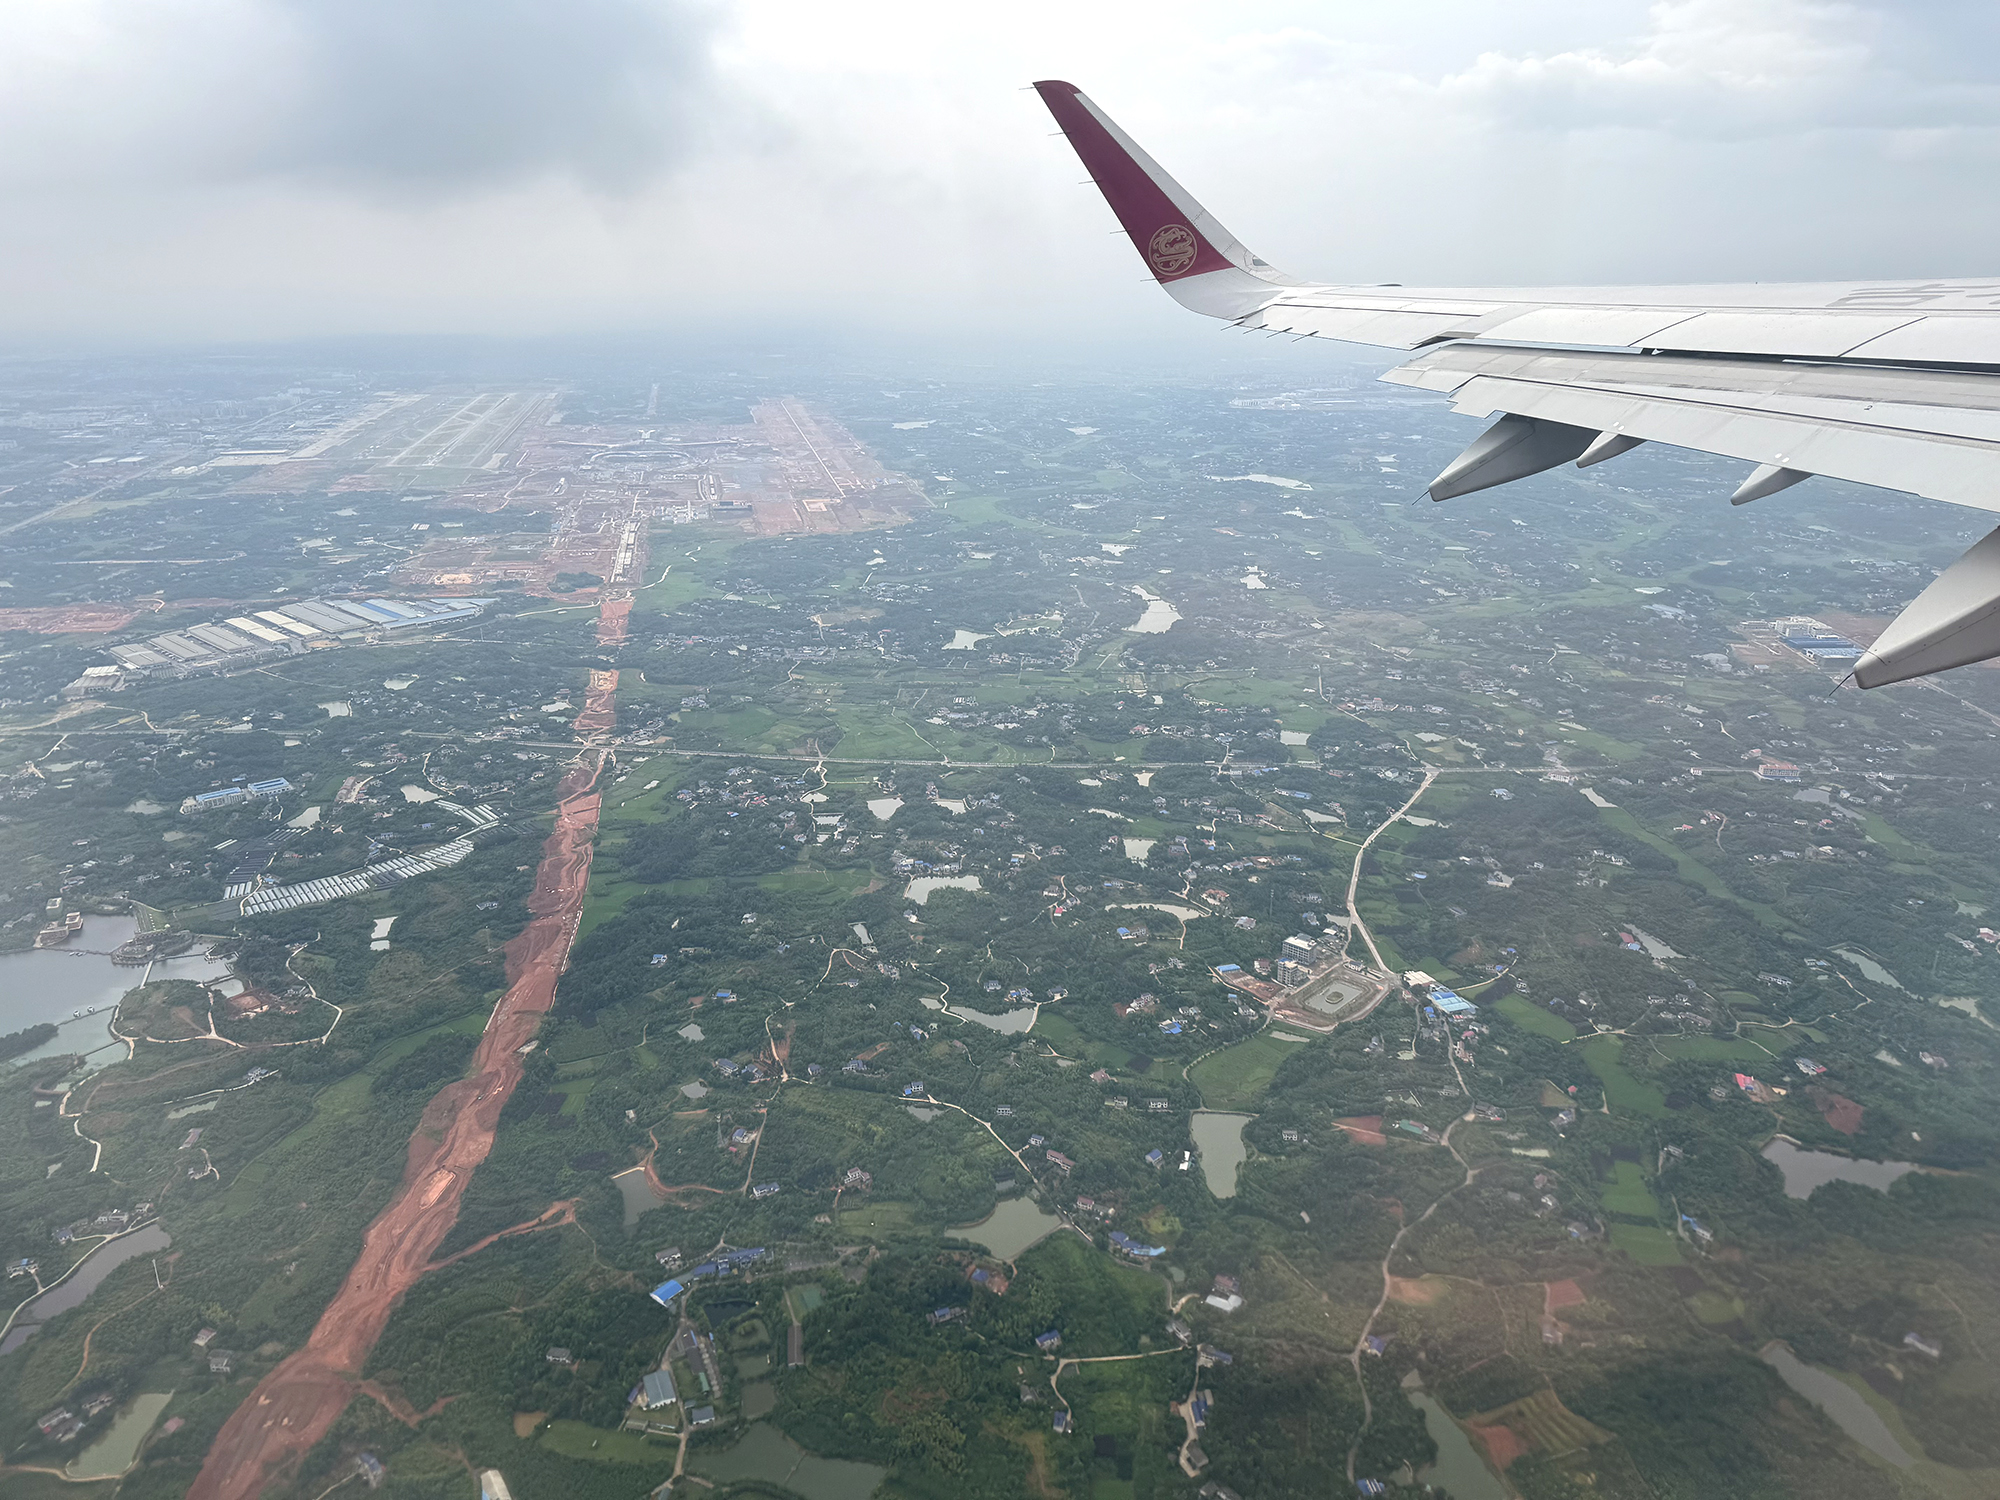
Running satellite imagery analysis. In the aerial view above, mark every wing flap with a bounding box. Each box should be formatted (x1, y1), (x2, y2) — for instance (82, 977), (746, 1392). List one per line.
(1392, 345), (2000, 512)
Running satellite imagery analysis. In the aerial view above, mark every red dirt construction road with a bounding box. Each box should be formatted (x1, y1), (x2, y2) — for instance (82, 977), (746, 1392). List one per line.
(188, 759), (607, 1500)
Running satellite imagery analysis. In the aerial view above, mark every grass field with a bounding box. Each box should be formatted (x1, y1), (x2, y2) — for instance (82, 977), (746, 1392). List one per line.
(834, 1200), (931, 1239)
(1190, 1030), (1303, 1111)
(540, 1419), (671, 1464)
(1647, 1035), (1772, 1062)
(1688, 1290), (1745, 1324)
(1581, 1036), (1667, 1117)
(1607, 1223), (1683, 1264)
(1495, 994), (1577, 1042)
(1599, 1160), (1661, 1217)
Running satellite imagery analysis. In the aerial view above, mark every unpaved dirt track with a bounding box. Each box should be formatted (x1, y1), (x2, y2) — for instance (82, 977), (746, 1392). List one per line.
(187, 760), (606, 1500)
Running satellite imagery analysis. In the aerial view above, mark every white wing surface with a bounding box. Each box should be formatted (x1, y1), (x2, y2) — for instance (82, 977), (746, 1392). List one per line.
(1034, 79), (2000, 688)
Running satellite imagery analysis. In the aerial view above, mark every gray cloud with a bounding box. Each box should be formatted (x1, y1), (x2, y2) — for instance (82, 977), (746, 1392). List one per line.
(263, 0), (722, 193)
(0, 0), (723, 198)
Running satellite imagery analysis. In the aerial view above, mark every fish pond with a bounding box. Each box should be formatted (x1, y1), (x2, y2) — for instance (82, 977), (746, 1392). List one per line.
(952, 1196), (1063, 1260)
(689, 1422), (885, 1500)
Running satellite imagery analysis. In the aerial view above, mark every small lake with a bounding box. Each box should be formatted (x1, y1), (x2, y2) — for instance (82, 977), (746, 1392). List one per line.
(1408, 1390), (1507, 1500)
(921, 996), (1037, 1034)
(1121, 838), (1155, 862)
(1, 917), (231, 1070)
(944, 630), (990, 650)
(905, 875), (981, 905)
(866, 797), (903, 821)
(1125, 587), (1181, 634)
(1190, 1111), (1253, 1199)
(1832, 947), (1906, 991)
(690, 1421), (885, 1500)
(954, 1196), (1063, 1260)
(612, 1167), (663, 1229)
(67, 1391), (173, 1480)
(2, 1223), (172, 1355)
(1761, 1139), (1916, 1200)
(1761, 1343), (1913, 1466)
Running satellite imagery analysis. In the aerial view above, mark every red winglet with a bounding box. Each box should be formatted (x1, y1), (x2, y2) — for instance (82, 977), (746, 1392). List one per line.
(1034, 79), (1236, 285)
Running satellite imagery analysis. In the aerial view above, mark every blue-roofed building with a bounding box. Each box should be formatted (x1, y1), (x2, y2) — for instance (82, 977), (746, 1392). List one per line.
(1035, 1329), (1062, 1352)
(649, 1279), (685, 1307)
(640, 1369), (678, 1408)
(1146, 1148), (1165, 1166)
(1109, 1230), (1166, 1258)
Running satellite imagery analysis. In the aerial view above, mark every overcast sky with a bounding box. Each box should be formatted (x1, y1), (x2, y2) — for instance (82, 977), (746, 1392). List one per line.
(4, 0), (1998, 350)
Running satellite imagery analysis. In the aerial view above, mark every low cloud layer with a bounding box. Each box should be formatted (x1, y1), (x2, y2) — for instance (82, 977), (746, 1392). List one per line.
(3, 1), (1998, 346)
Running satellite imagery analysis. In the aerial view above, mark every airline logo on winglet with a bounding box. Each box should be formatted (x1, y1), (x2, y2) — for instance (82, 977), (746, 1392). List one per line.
(1147, 224), (1199, 277)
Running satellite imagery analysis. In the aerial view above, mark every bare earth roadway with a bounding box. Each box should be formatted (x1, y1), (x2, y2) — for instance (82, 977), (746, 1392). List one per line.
(187, 721), (618, 1496)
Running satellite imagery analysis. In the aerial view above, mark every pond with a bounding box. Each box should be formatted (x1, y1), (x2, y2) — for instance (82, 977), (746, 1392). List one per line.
(612, 1167), (664, 1228)
(866, 797), (903, 821)
(1190, 1111), (1253, 1199)
(905, 875), (981, 905)
(1407, 1390), (1507, 1500)
(952, 1196), (1063, 1260)
(944, 630), (990, 650)
(2, 1222), (172, 1355)
(1761, 1343), (1913, 1466)
(1121, 838), (1155, 862)
(0, 917), (231, 1071)
(67, 1391), (174, 1480)
(1761, 1139), (1916, 1200)
(690, 1421), (885, 1500)
(905, 1106), (942, 1121)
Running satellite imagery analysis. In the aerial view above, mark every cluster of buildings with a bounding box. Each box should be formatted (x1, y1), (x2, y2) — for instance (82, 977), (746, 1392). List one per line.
(648, 1246), (768, 1306)
(90, 596), (495, 681)
(180, 777), (292, 815)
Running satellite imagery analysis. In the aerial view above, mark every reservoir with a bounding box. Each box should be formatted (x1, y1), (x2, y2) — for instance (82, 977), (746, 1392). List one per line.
(1761, 1139), (1916, 1200)
(1125, 587), (1181, 634)
(0, 917), (231, 1072)
(954, 1196), (1063, 1260)
(1, 1222), (172, 1355)
(1760, 1343), (1913, 1466)
(1190, 1111), (1253, 1198)
(905, 875), (981, 905)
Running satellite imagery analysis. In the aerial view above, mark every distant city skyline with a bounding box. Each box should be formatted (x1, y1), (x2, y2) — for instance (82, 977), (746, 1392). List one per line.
(4, 1), (2000, 346)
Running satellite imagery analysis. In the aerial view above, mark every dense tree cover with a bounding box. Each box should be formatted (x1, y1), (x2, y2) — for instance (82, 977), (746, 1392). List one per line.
(0, 1021), (57, 1062)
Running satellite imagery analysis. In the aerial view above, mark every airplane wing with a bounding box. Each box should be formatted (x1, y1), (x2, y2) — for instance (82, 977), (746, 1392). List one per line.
(1034, 78), (2000, 689)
